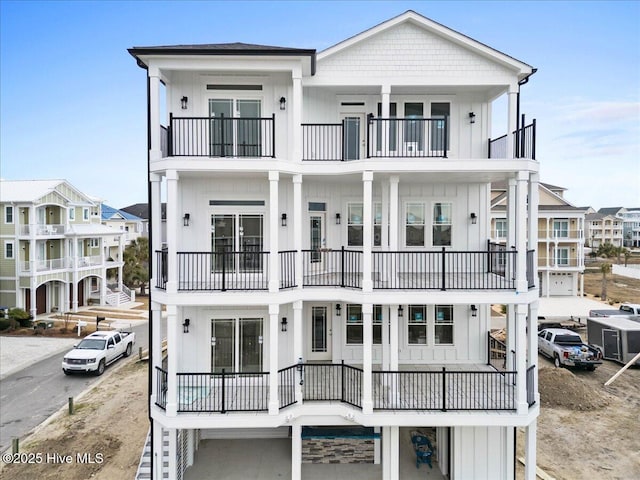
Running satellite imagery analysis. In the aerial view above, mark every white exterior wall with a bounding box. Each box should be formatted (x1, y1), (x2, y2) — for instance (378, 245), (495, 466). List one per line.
(451, 426), (514, 480)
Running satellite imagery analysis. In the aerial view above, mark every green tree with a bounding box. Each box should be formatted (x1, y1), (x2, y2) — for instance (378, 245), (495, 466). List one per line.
(600, 262), (611, 301)
(123, 237), (149, 295)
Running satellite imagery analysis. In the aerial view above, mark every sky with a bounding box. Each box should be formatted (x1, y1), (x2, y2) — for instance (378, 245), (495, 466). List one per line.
(1, 0), (639, 210)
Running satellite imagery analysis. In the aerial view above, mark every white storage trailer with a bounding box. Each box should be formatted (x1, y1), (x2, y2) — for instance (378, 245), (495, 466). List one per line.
(586, 316), (640, 365)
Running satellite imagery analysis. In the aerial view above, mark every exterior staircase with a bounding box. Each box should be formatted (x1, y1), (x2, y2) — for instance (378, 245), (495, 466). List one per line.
(136, 428), (169, 480)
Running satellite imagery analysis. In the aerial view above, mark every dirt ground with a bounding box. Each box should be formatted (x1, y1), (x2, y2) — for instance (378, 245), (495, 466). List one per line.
(0, 359), (149, 480)
(583, 259), (640, 305)
(517, 354), (640, 480)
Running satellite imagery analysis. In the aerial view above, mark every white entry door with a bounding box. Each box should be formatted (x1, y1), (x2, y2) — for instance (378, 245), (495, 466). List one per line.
(307, 305), (332, 361)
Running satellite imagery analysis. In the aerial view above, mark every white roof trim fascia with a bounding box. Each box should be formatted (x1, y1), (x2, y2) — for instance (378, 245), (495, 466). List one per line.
(318, 11), (533, 76)
(539, 184), (577, 209)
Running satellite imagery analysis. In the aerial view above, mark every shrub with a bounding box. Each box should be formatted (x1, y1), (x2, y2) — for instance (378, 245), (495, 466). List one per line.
(0, 318), (18, 331)
(8, 308), (32, 328)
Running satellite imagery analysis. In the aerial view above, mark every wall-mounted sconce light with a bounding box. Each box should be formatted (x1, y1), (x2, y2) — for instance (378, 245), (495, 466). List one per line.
(398, 305), (404, 318)
(182, 318), (191, 333)
(281, 317), (288, 332)
(470, 212), (477, 225)
(183, 213), (190, 227)
(470, 305), (478, 318)
(281, 213), (287, 227)
(336, 304), (342, 316)
(468, 112), (476, 124)
(279, 97), (286, 110)
(335, 213), (341, 225)
(181, 96), (188, 110)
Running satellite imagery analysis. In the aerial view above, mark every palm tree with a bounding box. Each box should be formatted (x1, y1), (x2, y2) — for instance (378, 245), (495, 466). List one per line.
(600, 262), (611, 301)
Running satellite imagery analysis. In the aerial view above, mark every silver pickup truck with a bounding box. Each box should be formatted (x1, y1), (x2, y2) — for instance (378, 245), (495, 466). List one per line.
(538, 328), (602, 370)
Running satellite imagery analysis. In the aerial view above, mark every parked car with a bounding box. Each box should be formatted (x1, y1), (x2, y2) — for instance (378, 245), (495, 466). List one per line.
(62, 330), (136, 375)
(538, 328), (602, 370)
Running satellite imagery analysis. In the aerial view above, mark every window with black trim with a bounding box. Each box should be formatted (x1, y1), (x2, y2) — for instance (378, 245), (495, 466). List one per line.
(406, 203), (425, 247)
(5, 206), (13, 224)
(407, 305), (427, 345)
(433, 202), (452, 247)
(434, 305), (453, 345)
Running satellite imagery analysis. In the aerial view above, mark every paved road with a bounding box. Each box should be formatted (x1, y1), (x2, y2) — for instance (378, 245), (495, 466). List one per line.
(0, 323), (148, 452)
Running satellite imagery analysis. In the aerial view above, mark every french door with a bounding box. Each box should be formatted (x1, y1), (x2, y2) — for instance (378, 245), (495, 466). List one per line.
(211, 317), (263, 373)
(211, 213), (264, 273)
(209, 99), (262, 157)
(309, 212), (325, 267)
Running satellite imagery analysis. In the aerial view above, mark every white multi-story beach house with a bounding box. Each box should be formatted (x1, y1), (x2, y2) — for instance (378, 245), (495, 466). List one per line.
(129, 11), (540, 480)
(0, 179), (128, 315)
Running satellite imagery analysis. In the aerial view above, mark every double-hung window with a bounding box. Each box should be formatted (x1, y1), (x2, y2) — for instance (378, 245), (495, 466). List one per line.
(432, 202), (452, 247)
(5, 241), (14, 259)
(495, 219), (507, 239)
(345, 304), (382, 345)
(407, 305), (427, 345)
(406, 203), (425, 247)
(83, 208), (90, 221)
(68, 208), (75, 221)
(5, 206), (13, 224)
(347, 203), (364, 247)
(434, 305), (453, 345)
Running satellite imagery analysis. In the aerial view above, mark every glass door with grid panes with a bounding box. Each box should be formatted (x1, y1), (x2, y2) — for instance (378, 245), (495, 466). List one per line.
(211, 317), (263, 373)
(209, 99), (261, 157)
(308, 305), (331, 361)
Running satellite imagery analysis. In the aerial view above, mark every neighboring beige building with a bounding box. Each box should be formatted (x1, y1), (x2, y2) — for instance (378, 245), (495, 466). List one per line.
(492, 182), (586, 297)
(585, 207), (625, 248)
(0, 179), (131, 316)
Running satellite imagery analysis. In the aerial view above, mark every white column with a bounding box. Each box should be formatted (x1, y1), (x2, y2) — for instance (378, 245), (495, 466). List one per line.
(507, 178), (516, 250)
(528, 300), (540, 405)
(149, 67), (163, 162)
(528, 172), (539, 292)
(363, 171), (373, 292)
(269, 171), (280, 293)
(362, 303), (373, 413)
(382, 426), (391, 479)
(381, 305), (390, 371)
(516, 303), (528, 414)
(293, 175), (303, 289)
(292, 70), (303, 161)
(380, 85), (391, 154)
(506, 86), (518, 158)
(291, 423), (302, 480)
(389, 426), (399, 480)
(390, 305), (399, 370)
(166, 305), (178, 416)
(389, 176), (399, 251)
(152, 422), (164, 480)
(506, 305), (515, 371)
(293, 300), (303, 404)
(150, 300), (163, 406)
(167, 428), (177, 480)
(524, 421), (537, 480)
(269, 304), (280, 414)
(516, 172), (530, 292)
(165, 170), (179, 294)
(381, 180), (389, 249)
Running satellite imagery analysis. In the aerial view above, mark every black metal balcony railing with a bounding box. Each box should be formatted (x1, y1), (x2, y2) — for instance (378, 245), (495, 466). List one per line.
(367, 117), (448, 158)
(301, 117), (448, 161)
(372, 247), (516, 290)
(156, 362), (534, 414)
(279, 250), (297, 289)
(302, 248), (363, 288)
(177, 251), (269, 291)
(168, 114), (275, 157)
(156, 245), (537, 292)
(488, 115), (537, 160)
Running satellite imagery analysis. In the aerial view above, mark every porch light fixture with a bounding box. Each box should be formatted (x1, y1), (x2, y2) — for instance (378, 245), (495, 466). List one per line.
(181, 96), (188, 110)
(335, 213), (341, 225)
(470, 305), (478, 317)
(281, 213), (287, 227)
(279, 97), (286, 110)
(336, 304), (342, 316)
(398, 305), (404, 318)
(182, 318), (191, 333)
(281, 317), (288, 332)
(470, 212), (477, 225)
(183, 213), (190, 227)
(468, 112), (476, 124)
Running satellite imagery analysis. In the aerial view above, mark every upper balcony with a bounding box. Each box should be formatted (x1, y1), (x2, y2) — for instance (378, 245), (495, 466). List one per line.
(19, 224), (67, 237)
(155, 243), (536, 293)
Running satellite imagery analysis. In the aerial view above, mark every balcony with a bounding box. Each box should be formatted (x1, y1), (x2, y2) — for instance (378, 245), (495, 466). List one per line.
(155, 362), (535, 414)
(19, 224), (66, 236)
(538, 229), (583, 240)
(155, 243), (536, 292)
(165, 114), (275, 158)
(19, 255), (104, 274)
(538, 257), (581, 268)
(302, 117), (447, 161)
(488, 119), (536, 160)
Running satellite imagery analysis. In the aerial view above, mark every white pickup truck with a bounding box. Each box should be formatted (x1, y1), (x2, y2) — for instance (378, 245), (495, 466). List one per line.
(538, 328), (602, 370)
(62, 330), (136, 376)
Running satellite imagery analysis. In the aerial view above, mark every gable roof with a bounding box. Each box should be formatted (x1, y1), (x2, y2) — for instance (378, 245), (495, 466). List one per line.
(318, 10), (534, 78)
(121, 203), (165, 221)
(597, 207), (626, 215)
(0, 179), (93, 205)
(101, 204), (143, 222)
